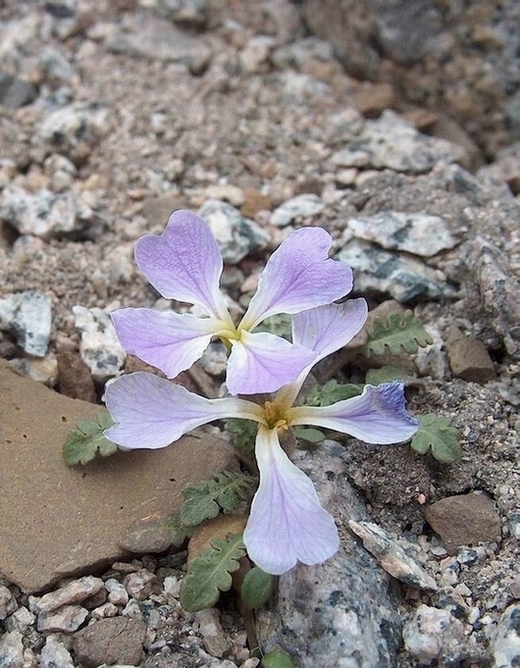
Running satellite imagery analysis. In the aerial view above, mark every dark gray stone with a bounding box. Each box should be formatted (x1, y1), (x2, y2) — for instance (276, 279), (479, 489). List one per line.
(492, 605), (520, 667)
(0, 73), (38, 109)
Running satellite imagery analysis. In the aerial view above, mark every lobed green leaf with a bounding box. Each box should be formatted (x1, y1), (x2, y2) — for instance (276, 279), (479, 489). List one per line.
(411, 413), (462, 464)
(63, 413), (118, 465)
(224, 418), (258, 460)
(365, 365), (407, 385)
(361, 311), (433, 357)
(180, 471), (256, 527)
(256, 313), (292, 338)
(179, 532), (246, 612)
(306, 380), (362, 407)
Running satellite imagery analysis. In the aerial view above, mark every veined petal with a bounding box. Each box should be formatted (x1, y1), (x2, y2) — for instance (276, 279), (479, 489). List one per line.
(290, 381), (418, 444)
(244, 426), (339, 575)
(292, 299), (368, 363)
(226, 331), (315, 395)
(112, 308), (216, 378)
(135, 210), (230, 319)
(104, 372), (260, 449)
(276, 299), (369, 406)
(241, 227), (354, 330)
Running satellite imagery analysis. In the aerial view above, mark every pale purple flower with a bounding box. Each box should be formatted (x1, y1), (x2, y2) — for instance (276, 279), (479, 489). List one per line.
(111, 210), (353, 395)
(104, 299), (418, 575)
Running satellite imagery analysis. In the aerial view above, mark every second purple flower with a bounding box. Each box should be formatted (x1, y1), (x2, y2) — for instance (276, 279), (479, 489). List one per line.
(111, 209), (353, 395)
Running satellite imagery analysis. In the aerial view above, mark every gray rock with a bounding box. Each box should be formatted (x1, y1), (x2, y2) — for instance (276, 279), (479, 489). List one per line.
(255, 441), (402, 668)
(73, 305), (126, 382)
(239, 36), (275, 74)
(43, 153), (77, 193)
(196, 608), (232, 658)
(31, 576), (104, 613)
(270, 194), (325, 227)
(44, 0), (76, 19)
(508, 511), (520, 540)
(0, 291), (52, 357)
(329, 111), (465, 173)
(302, 0), (520, 155)
(37, 102), (111, 165)
(39, 635), (75, 668)
(0, 185), (100, 240)
(198, 199), (270, 264)
(0, 630), (24, 668)
(477, 141), (520, 195)
(123, 570), (160, 602)
(276, 71), (331, 104)
(8, 353), (58, 386)
(105, 579), (129, 607)
(271, 36), (335, 71)
(492, 604), (520, 667)
(38, 47), (76, 88)
(4, 607), (36, 634)
(402, 605), (465, 665)
(199, 341), (227, 376)
(0, 585), (17, 620)
(336, 239), (457, 302)
(348, 211), (457, 257)
(37, 604), (89, 633)
(107, 15), (212, 74)
(348, 520), (438, 591)
(146, 0), (209, 27)
(461, 237), (520, 357)
(0, 72), (38, 109)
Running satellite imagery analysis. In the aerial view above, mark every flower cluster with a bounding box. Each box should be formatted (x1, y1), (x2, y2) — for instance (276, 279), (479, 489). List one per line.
(105, 210), (418, 575)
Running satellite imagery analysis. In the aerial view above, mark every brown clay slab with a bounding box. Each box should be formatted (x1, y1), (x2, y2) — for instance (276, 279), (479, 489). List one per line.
(0, 361), (235, 593)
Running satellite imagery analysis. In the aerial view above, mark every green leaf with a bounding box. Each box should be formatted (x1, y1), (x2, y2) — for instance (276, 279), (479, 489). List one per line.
(224, 418), (258, 460)
(241, 566), (275, 609)
(292, 426), (326, 444)
(411, 414), (462, 464)
(306, 380), (362, 407)
(179, 532), (245, 612)
(365, 365), (407, 385)
(256, 313), (292, 338)
(180, 471), (256, 527)
(361, 311), (433, 357)
(262, 650), (295, 668)
(63, 413), (118, 465)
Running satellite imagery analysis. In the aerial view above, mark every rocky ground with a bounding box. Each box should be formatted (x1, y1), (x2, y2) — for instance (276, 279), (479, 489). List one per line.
(0, 1), (519, 667)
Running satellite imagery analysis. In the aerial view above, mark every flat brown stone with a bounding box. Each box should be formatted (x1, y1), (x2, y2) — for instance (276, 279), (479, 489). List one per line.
(72, 616), (146, 667)
(447, 327), (496, 383)
(0, 361), (236, 593)
(425, 492), (501, 553)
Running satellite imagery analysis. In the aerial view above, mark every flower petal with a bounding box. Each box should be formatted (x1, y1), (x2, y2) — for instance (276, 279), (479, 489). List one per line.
(226, 331), (315, 395)
(112, 308), (216, 378)
(241, 228), (354, 329)
(104, 372), (258, 449)
(292, 299), (368, 362)
(135, 210), (229, 319)
(244, 426), (339, 575)
(275, 299), (369, 408)
(290, 381), (418, 444)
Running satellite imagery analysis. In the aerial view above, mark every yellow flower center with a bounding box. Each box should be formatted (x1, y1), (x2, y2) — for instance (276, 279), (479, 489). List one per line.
(263, 400), (289, 431)
(213, 322), (246, 349)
